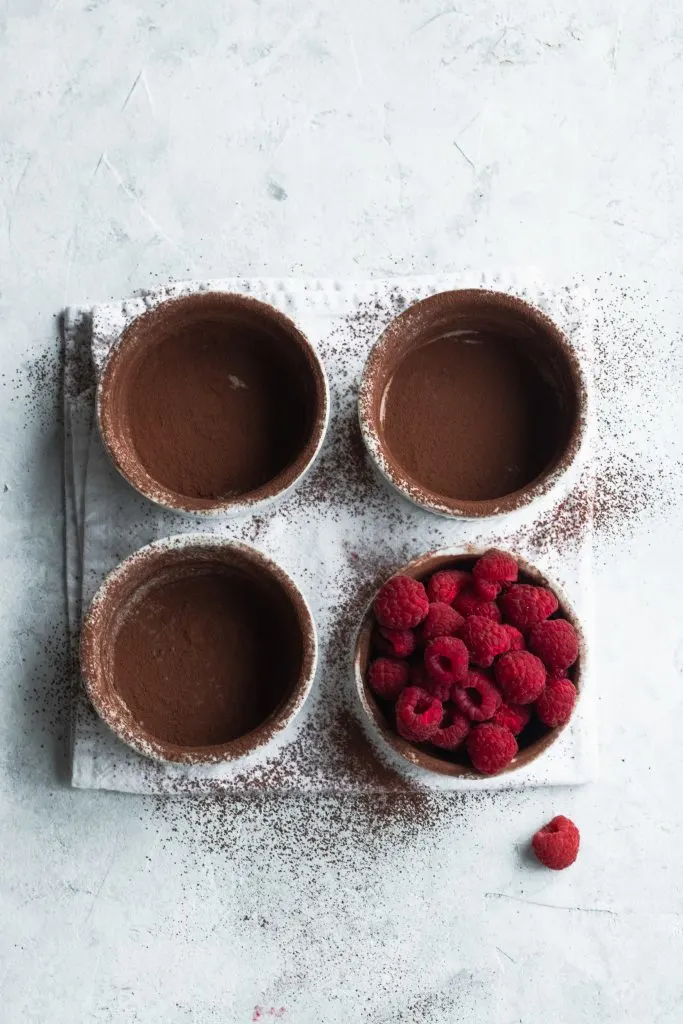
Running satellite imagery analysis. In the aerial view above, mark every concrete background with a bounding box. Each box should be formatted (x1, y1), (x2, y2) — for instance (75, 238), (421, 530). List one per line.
(1, 1), (682, 1021)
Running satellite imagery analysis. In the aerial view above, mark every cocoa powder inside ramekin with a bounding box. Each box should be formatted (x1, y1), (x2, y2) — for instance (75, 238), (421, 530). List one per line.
(125, 323), (312, 501)
(382, 331), (562, 502)
(112, 568), (302, 747)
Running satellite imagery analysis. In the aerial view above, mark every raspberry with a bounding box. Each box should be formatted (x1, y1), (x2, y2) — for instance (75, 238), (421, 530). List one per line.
(492, 702), (531, 735)
(367, 657), (410, 700)
(472, 549), (518, 600)
(454, 587), (502, 622)
(409, 662), (429, 687)
(460, 616), (510, 668)
(426, 569), (471, 605)
(395, 686), (442, 742)
(452, 669), (502, 722)
(532, 816), (580, 870)
(466, 723), (518, 774)
(499, 584), (558, 631)
(431, 707), (471, 750)
(495, 651), (546, 704)
(529, 619), (579, 677)
(419, 602), (465, 646)
(422, 673), (452, 701)
(374, 626), (417, 658)
(424, 636), (469, 688)
(414, 662), (453, 703)
(374, 575), (429, 630)
(536, 678), (576, 727)
(501, 624), (525, 651)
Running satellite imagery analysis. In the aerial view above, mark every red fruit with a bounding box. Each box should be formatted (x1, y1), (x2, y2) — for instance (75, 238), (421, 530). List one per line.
(367, 658), (410, 700)
(499, 584), (558, 632)
(466, 723), (518, 775)
(426, 569), (471, 605)
(454, 587), (502, 623)
(532, 815), (580, 870)
(495, 650), (546, 704)
(501, 624), (525, 651)
(409, 662), (429, 686)
(414, 662), (453, 703)
(374, 626), (417, 658)
(472, 549), (518, 600)
(492, 702), (531, 735)
(536, 679), (577, 727)
(431, 707), (471, 750)
(529, 619), (579, 677)
(460, 615), (510, 668)
(419, 602), (465, 646)
(452, 670), (502, 722)
(374, 575), (429, 630)
(424, 636), (469, 688)
(395, 686), (442, 742)
(422, 673), (452, 702)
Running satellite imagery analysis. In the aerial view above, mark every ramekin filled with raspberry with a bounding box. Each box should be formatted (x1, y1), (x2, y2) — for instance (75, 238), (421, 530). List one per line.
(353, 548), (584, 779)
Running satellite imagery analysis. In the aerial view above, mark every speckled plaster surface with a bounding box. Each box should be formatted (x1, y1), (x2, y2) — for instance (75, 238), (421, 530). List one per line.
(2, 2), (683, 1021)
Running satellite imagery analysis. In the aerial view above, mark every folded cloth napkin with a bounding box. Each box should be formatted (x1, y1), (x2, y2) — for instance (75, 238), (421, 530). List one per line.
(65, 273), (598, 794)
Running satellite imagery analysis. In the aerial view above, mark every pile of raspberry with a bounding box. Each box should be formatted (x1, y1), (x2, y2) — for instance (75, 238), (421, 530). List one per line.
(367, 550), (579, 775)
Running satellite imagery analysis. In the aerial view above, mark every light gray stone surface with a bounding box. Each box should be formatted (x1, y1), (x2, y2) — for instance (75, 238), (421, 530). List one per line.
(1, 1), (683, 1021)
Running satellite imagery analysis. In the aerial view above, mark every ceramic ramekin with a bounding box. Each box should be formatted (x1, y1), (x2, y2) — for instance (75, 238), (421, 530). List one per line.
(358, 289), (586, 519)
(80, 534), (318, 765)
(97, 291), (329, 516)
(353, 547), (584, 780)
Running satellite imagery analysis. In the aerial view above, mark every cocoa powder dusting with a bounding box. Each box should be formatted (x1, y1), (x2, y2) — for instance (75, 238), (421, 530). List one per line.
(113, 570), (300, 747)
(126, 325), (310, 500)
(382, 333), (560, 501)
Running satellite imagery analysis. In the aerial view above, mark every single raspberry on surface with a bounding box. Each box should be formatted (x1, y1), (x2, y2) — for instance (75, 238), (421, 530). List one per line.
(472, 549), (518, 600)
(426, 569), (471, 605)
(431, 707), (471, 750)
(460, 615), (510, 668)
(374, 626), (417, 659)
(374, 575), (429, 630)
(395, 686), (443, 742)
(454, 587), (502, 623)
(424, 636), (469, 688)
(532, 815), (580, 870)
(495, 650), (546, 704)
(536, 678), (576, 727)
(466, 723), (518, 774)
(499, 584), (558, 632)
(492, 702), (531, 735)
(529, 618), (579, 677)
(452, 669), (502, 722)
(501, 624), (525, 651)
(419, 602), (465, 646)
(367, 657), (410, 700)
